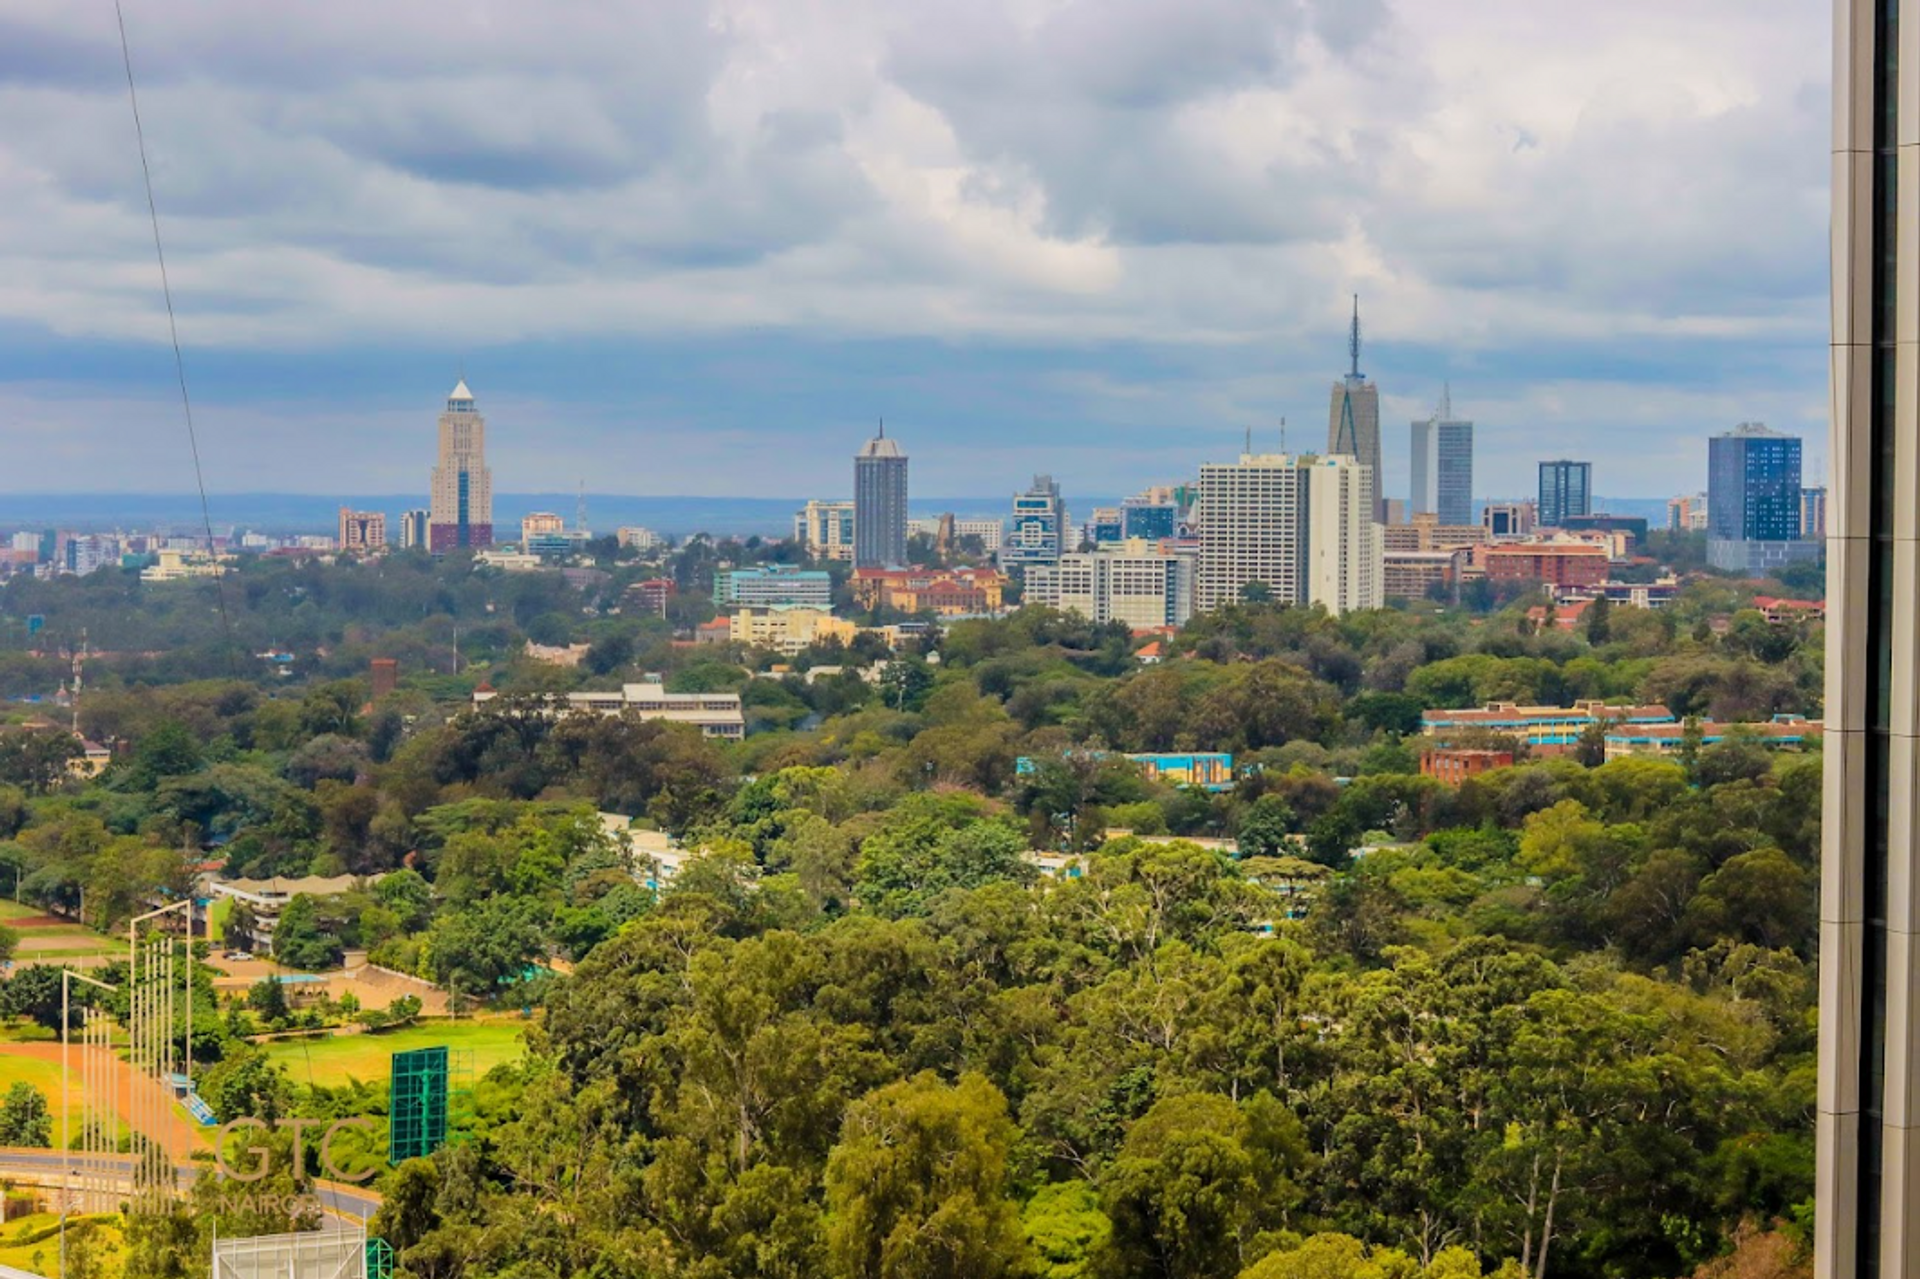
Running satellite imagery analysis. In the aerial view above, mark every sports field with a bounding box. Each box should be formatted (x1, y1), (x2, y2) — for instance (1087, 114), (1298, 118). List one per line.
(264, 1021), (527, 1090)
(0, 900), (124, 965)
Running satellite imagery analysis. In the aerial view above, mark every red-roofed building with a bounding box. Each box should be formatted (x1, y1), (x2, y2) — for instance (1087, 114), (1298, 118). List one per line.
(1752, 596), (1826, 625)
(1526, 598), (1594, 631)
(853, 567), (1007, 615)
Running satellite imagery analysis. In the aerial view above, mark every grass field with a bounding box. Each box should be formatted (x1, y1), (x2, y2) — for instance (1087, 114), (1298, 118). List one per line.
(0, 1053), (133, 1148)
(0, 1212), (123, 1277)
(264, 1021), (528, 1090)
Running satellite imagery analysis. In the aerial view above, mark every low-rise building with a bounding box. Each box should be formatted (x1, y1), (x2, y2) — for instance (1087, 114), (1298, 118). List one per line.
(717, 565), (834, 609)
(1420, 747), (1515, 785)
(1602, 715), (1822, 761)
(472, 681), (746, 739)
(729, 605), (858, 654)
(1382, 513), (1488, 554)
(627, 578), (675, 619)
(1383, 550), (1460, 600)
(474, 550), (544, 572)
(1480, 540), (1610, 589)
(140, 549), (231, 582)
(852, 566), (1007, 615)
(1423, 699), (1675, 750)
(1751, 595), (1826, 625)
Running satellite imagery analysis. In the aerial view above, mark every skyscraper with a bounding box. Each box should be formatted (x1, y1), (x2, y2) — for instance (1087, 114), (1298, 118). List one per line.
(1194, 452), (1382, 616)
(1410, 389), (1474, 526)
(1817, 0), (1909, 1270)
(853, 425), (907, 568)
(1802, 486), (1828, 539)
(1003, 475), (1069, 570)
(428, 380), (493, 553)
(1537, 459), (1592, 528)
(1327, 296), (1383, 521)
(1705, 423), (1819, 573)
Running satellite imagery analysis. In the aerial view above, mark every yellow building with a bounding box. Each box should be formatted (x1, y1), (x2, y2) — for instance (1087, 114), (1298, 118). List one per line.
(729, 606), (858, 655)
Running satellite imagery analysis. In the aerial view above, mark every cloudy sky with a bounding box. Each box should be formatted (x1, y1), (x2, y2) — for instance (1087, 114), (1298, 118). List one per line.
(0, 0), (1830, 503)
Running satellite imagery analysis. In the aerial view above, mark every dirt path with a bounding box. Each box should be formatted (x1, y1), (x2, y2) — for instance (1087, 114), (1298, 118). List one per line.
(0, 1043), (204, 1161)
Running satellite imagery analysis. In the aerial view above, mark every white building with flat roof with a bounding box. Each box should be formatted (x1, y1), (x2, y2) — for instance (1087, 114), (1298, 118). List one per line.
(1025, 539), (1195, 629)
(473, 681), (744, 739)
(1195, 453), (1382, 616)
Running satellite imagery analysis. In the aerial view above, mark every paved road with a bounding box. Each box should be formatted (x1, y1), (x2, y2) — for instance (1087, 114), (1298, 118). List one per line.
(0, 1148), (381, 1220)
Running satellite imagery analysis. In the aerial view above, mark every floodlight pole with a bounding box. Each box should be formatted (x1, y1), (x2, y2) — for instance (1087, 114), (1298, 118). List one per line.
(59, 966), (118, 1279)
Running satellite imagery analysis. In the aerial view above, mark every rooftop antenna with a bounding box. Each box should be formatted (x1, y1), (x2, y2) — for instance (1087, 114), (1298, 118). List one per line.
(1440, 381), (1452, 420)
(1349, 294), (1362, 380)
(1244, 425), (1252, 456)
(1279, 416), (1288, 453)
(878, 417), (885, 439)
(576, 480), (588, 535)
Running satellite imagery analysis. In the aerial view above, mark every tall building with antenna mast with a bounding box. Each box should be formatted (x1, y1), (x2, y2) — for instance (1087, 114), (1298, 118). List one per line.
(854, 420), (908, 568)
(1327, 296), (1384, 521)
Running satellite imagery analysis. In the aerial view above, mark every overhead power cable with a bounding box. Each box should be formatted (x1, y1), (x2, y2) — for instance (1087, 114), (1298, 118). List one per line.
(113, 0), (238, 673)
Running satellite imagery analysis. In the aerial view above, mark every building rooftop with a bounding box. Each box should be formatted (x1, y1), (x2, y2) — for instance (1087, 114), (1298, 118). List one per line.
(857, 435), (905, 460)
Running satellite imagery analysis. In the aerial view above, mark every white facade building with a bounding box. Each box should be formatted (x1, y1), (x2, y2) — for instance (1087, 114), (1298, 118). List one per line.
(473, 681), (745, 740)
(1025, 539), (1195, 629)
(795, 499), (857, 562)
(1194, 453), (1382, 616)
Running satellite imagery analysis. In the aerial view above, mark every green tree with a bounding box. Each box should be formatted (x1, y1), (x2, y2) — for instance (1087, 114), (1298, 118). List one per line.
(824, 1071), (1033, 1279)
(0, 1081), (52, 1146)
(1099, 1092), (1262, 1279)
(1025, 1181), (1112, 1279)
(1236, 795), (1296, 860)
(271, 894), (342, 970)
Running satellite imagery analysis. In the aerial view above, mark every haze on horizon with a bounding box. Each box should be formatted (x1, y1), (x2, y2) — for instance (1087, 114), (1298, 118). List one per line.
(0, 0), (1830, 503)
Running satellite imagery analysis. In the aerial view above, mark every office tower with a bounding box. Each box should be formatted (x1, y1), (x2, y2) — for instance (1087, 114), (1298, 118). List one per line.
(794, 500), (857, 562)
(1802, 485), (1829, 539)
(1194, 453), (1382, 616)
(1121, 496), (1178, 542)
(521, 512), (565, 544)
(1410, 389), (1474, 526)
(338, 508), (387, 554)
(1327, 297), (1384, 520)
(1089, 508), (1124, 544)
(428, 380), (493, 552)
(716, 566), (834, 609)
(853, 426), (907, 568)
(1537, 460), (1592, 528)
(399, 509), (429, 550)
(1818, 0), (1911, 1268)
(1003, 475), (1069, 569)
(1025, 539), (1195, 628)
(1706, 423), (1820, 573)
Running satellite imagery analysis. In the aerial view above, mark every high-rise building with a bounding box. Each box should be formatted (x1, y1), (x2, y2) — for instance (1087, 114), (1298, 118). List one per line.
(1121, 497), (1178, 542)
(1194, 453), (1382, 616)
(853, 427), (907, 568)
(338, 508), (387, 554)
(1706, 423), (1820, 573)
(1537, 460), (1592, 528)
(1327, 297), (1384, 521)
(1410, 389), (1474, 526)
(1801, 485), (1829, 539)
(1818, 0), (1909, 1267)
(794, 500), (857, 562)
(1089, 508), (1124, 544)
(428, 380), (493, 553)
(1003, 475), (1069, 570)
(399, 509), (429, 550)
(1481, 501), (1537, 540)
(1025, 539), (1196, 629)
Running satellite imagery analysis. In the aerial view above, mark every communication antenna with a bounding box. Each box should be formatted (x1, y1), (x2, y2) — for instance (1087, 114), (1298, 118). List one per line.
(1244, 426), (1252, 456)
(1279, 417), (1287, 453)
(1349, 294), (1362, 379)
(1440, 381), (1453, 420)
(576, 480), (588, 535)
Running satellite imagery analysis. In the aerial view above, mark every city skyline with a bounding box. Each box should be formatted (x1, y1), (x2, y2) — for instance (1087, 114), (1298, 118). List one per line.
(0, 1), (1829, 499)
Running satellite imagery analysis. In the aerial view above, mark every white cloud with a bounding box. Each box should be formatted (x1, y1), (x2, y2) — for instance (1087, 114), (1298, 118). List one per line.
(0, 0), (1832, 496)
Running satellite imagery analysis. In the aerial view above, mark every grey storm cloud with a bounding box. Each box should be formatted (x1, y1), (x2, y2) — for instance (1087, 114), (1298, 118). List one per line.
(0, 0), (1834, 497)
